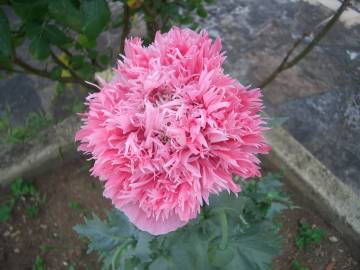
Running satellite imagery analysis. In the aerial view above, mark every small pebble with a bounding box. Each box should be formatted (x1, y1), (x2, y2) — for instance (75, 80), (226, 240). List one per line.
(40, 224), (47, 230)
(329, 236), (339, 243)
(63, 261), (68, 266)
(53, 233), (58, 238)
(10, 231), (20, 238)
(325, 261), (336, 270)
(315, 247), (324, 257)
(339, 249), (344, 253)
(3, 231), (10, 237)
(13, 248), (20, 254)
(68, 247), (82, 257)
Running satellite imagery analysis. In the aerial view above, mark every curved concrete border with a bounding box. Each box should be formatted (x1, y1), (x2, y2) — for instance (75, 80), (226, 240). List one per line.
(0, 116), (80, 186)
(263, 126), (360, 256)
(0, 114), (359, 255)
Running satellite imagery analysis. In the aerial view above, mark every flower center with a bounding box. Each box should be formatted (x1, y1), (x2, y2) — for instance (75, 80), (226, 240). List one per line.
(148, 86), (173, 106)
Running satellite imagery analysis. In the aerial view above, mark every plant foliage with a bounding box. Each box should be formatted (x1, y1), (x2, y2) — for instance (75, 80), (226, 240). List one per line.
(295, 220), (325, 251)
(291, 260), (310, 270)
(0, 111), (51, 145)
(0, 0), (214, 90)
(0, 178), (44, 222)
(75, 173), (292, 270)
(32, 256), (46, 270)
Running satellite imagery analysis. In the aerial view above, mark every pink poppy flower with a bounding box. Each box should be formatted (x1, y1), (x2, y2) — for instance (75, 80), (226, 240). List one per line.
(76, 27), (270, 235)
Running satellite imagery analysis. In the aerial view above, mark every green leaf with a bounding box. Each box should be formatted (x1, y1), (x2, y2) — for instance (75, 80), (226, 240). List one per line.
(185, 0), (198, 10)
(81, 0), (110, 40)
(167, 229), (216, 270)
(208, 244), (235, 267)
(32, 255), (46, 270)
(149, 257), (173, 270)
(99, 54), (109, 66)
(133, 232), (153, 262)
(10, 178), (25, 198)
(70, 55), (85, 69)
(78, 34), (96, 49)
(257, 173), (284, 192)
(210, 191), (248, 216)
(0, 203), (12, 223)
(196, 5), (208, 18)
(266, 202), (288, 220)
(179, 16), (194, 25)
(51, 66), (62, 80)
(25, 23), (42, 38)
(0, 57), (12, 70)
(88, 49), (98, 60)
(74, 211), (131, 253)
(74, 209), (136, 270)
(68, 201), (82, 211)
(0, 9), (12, 60)
(226, 223), (282, 270)
(124, 256), (141, 270)
(78, 64), (94, 80)
(56, 83), (65, 96)
(44, 24), (71, 46)
(29, 35), (50, 60)
(3, 113), (50, 144)
(26, 205), (39, 217)
(159, 3), (178, 25)
(0, 117), (9, 133)
(48, 0), (84, 32)
(240, 173), (292, 222)
(10, 0), (48, 21)
(292, 260), (310, 270)
(295, 221), (325, 250)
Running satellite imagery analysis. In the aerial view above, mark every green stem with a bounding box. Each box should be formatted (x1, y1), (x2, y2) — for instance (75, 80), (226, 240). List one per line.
(142, 0), (160, 41)
(13, 55), (78, 85)
(219, 209), (228, 250)
(111, 238), (134, 270)
(49, 50), (98, 91)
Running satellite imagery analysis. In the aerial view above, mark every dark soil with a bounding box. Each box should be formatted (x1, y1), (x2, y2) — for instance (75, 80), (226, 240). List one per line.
(0, 160), (111, 270)
(273, 187), (359, 270)
(0, 159), (358, 270)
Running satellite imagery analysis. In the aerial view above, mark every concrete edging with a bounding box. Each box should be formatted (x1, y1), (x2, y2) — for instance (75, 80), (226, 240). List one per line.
(263, 126), (360, 255)
(0, 116), (80, 186)
(0, 114), (359, 255)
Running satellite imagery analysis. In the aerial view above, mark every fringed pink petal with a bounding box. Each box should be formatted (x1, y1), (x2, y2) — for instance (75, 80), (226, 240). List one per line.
(75, 27), (270, 235)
